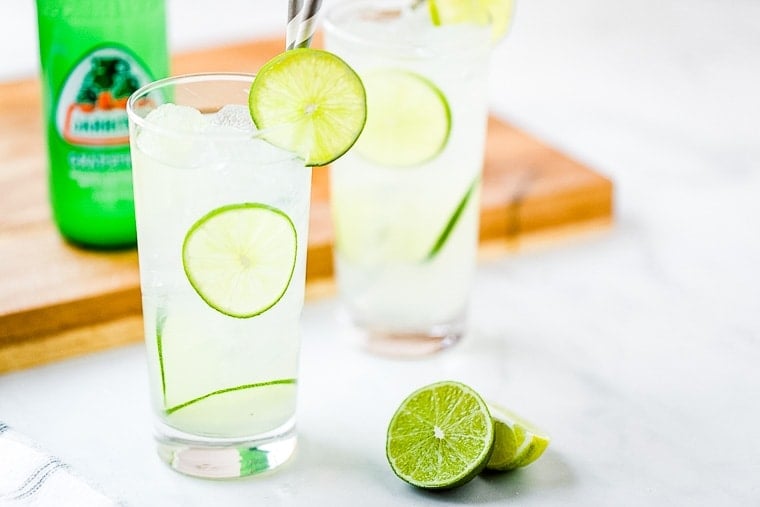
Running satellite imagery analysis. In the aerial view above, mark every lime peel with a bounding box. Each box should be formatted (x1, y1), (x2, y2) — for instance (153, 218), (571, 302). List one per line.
(165, 378), (296, 415)
(156, 307), (168, 405)
(426, 175), (480, 260)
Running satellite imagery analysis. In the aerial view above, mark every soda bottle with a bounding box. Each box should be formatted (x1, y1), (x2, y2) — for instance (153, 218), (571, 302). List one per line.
(36, 0), (169, 248)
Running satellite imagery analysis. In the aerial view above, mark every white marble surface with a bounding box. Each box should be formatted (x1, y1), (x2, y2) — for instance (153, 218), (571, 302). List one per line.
(2, 0), (759, 505)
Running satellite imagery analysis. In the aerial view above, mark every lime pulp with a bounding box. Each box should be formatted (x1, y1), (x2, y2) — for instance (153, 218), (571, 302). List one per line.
(354, 69), (451, 167)
(182, 202), (297, 319)
(386, 381), (495, 489)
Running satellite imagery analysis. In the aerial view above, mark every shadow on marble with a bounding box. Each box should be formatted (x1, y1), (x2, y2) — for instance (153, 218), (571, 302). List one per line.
(405, 450), (575, 504)
(288, 435), (402, 490)
(479, 450), (575, 498)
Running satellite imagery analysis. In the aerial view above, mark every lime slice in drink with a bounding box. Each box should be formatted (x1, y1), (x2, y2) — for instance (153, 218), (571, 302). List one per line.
(182, 203), (297, 318)
(154, 308), (297, 435)
(426, 175), (480, 260)
(354, 69), (451, 167)
(429, 0), (516, 42)
(248, 48), (366, 167)
(386, 381), (495, 489)
(165, 378), (297, 436)
(485, 403), (550, 471)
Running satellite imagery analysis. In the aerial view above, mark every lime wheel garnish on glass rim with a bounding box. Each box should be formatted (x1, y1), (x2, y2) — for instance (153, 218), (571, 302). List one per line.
(428, 0), (516, 42)
(248, 48), (367, 167)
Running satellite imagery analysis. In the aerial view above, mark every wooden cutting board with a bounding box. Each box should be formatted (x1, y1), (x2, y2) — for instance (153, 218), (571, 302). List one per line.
(0, 37), (613, 373)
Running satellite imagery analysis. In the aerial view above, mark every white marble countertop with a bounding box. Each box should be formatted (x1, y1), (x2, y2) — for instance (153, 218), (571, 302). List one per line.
(1, 0), (759, 505)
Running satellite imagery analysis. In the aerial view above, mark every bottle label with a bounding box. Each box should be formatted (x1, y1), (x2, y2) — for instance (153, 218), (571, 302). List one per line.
(56, 46), (155, 147)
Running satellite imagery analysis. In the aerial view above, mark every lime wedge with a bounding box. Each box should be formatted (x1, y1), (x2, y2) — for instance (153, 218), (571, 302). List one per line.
(485, 403), (550, 471)
(248, 48), (366, 167)
(354, 69), (451, 167)
(182, 203), (297, 318)
(429, 0), (516, 42)
(386, 381), (495, 489)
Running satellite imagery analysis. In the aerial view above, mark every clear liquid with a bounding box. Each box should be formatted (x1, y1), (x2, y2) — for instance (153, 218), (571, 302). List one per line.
(131, 104), (309, 438)
(325, 3), (491, 335)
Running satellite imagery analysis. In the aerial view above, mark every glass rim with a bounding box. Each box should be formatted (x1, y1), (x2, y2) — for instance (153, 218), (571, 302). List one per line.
(126, 72), (303, 163)
(128, 72), (257, 140)
(323, 0), (492, 56)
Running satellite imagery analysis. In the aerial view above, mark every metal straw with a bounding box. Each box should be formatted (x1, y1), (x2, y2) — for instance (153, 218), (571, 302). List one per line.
(288, 0), (322, 50)
(287, 0), (303, 49)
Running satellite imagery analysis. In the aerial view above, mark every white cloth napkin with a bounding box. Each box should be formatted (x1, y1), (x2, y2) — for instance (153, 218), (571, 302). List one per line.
(0, 422), (120, 507)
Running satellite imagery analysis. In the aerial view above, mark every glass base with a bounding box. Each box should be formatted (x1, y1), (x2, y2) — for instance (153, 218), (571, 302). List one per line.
(343, 312), (466, 358)
(154, 418), (296, 479)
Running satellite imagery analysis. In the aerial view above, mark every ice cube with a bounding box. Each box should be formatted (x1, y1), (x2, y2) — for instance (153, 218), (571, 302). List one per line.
(136, 103), (213, 168)
(144, 103), (208, 133)
(210, 104), (255, 132)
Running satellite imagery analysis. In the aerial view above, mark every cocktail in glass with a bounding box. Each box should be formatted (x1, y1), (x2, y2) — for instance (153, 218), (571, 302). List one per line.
(324, 0), (492, 356)
(127, 74), (310, 478)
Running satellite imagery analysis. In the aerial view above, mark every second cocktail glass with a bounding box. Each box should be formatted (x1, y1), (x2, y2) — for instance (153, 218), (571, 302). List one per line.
(324, 0), (492, 356)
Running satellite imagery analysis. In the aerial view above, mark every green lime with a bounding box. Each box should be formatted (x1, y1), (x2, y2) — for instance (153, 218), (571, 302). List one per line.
(429, 0), (516, 42)
(485, 403), (550, 471)
(248, 48), (366, 167)
(354, 69), (451, 167)
(386, 381), (495, 489)
(182, 203), (297, 318)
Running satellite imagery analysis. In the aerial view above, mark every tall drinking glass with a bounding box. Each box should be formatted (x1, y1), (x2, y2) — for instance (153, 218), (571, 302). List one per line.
(127, 74), (310, 478)
(324, 0), (491, 357)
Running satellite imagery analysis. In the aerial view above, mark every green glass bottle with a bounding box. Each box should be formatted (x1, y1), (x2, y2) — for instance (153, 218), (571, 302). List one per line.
(36, 0), (168, 248)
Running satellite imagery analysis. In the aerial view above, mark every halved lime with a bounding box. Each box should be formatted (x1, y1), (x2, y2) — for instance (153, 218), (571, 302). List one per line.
(354, 69), (451, 167)
(386, 381), (494, 489)
(248, 48), (366, 167)
(485, 403), (550, 471)
(429, 0), (516, 42)
(182, 203), (297, 318)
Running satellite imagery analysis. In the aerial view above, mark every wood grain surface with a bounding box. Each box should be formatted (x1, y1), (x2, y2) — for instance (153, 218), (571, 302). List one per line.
(0, 37), (613, 372)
